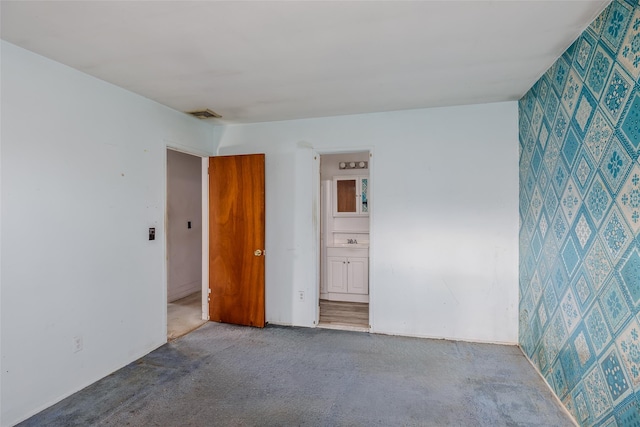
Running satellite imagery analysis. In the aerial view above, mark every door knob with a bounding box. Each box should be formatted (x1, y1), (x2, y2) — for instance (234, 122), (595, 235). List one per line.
(254, 249), (263, 256)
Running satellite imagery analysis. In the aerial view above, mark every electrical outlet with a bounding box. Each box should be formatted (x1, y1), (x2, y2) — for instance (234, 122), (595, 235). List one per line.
(73, 336), (83, 353)
(298, 291), (305, 301)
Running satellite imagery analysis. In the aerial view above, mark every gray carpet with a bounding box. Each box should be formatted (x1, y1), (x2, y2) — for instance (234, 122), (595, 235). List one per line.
(19, 323), (574, 426)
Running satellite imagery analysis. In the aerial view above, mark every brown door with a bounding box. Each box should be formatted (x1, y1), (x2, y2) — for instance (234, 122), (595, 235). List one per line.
(209, 154), (265, 327)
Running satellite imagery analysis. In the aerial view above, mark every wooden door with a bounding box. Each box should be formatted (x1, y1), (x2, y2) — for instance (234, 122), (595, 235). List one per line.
(209, 154), (265, 327)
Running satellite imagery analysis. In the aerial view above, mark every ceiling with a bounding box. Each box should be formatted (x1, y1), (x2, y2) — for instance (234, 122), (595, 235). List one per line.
(1, 1), (610, 124)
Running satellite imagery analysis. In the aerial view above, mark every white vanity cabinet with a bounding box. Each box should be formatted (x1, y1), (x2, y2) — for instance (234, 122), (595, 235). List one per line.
(333, 176), (369, 216)
(326, 247), (369, 299)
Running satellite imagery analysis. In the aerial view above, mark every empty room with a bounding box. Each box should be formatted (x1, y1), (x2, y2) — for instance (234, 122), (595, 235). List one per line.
(2, 0), (640, 426)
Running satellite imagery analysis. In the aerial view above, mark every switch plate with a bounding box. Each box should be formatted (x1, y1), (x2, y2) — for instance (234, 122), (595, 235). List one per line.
(298, 291), (305, 301)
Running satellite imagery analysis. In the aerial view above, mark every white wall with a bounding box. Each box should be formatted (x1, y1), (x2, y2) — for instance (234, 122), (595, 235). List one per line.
(0, 42), (215, 426)
(216, 102), (519, 344)
(167, 149), (202, 302)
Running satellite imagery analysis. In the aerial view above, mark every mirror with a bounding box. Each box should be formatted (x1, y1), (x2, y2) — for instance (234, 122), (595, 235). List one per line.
(336, 178), (357, 213)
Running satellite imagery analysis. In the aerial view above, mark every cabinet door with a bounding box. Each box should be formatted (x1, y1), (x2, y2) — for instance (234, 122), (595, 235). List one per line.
(333, 176), (369, 216)
(347, 257), (369, 294)
(335, 178), (357, 214)
(327, 256), (348, 293)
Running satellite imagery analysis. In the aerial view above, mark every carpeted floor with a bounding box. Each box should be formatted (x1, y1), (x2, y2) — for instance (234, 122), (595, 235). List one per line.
(19, 322), (574, 427)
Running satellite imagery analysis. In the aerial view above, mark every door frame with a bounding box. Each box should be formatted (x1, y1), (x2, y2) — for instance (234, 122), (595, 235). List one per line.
(312, 147), (375, 330)
(163, 143), (211, 342)
(200, 155), (210, 321)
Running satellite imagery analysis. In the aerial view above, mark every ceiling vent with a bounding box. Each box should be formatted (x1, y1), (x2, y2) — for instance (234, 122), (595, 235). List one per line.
(187, 109), (222, 119)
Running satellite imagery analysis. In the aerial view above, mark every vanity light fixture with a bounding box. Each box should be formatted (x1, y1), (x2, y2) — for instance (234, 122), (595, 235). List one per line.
(339, 161), (368, 170)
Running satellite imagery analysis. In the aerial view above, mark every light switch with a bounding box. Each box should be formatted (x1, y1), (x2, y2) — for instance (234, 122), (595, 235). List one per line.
(149, 227), (155, 240)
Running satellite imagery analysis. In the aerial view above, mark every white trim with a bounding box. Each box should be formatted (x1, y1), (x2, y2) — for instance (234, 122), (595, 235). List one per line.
(368, 149), (375, 331)
(164, 138), (212, 158)
(162, 147), (169, 341)
(201, 157), (210, 320)
(312, 153), (321, 326)
(372, 328), (518, 347)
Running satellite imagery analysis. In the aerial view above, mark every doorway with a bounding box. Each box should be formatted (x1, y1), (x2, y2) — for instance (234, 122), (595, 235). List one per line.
(166, 149), (207, 340)
(318, 152), (370, 331)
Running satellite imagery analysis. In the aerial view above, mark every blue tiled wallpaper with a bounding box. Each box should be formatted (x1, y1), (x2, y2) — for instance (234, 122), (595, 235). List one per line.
(519, 0), (640, 425)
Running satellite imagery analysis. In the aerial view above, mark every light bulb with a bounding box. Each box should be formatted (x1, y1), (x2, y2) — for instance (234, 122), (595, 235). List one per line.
(339, 162), (346, 169)
(359, 162), (365, 168)
(349, 162), (355, 168)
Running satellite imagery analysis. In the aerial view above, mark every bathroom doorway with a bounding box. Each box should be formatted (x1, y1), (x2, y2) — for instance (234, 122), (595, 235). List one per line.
(318, 152), (370, 331)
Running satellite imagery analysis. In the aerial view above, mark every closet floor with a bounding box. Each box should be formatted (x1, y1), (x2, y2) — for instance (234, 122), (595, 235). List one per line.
(319, 299), (369, 329)
(167, 291), (207, 341)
